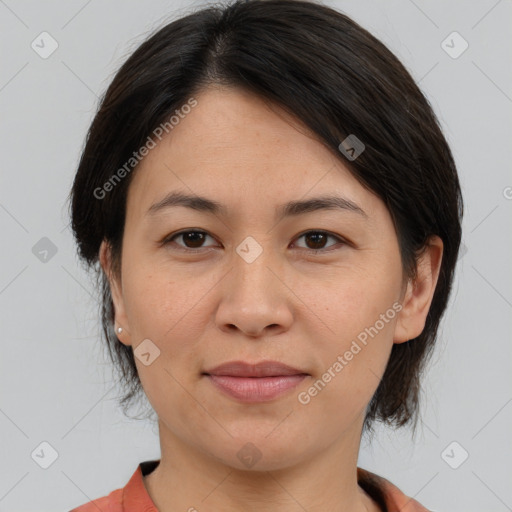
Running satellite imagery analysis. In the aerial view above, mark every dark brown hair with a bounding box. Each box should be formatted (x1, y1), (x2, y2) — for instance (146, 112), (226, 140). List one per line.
(67, 0), (463, 435)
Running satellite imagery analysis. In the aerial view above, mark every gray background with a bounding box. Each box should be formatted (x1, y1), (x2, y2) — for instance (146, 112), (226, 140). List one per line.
(1, 0), (511, 511)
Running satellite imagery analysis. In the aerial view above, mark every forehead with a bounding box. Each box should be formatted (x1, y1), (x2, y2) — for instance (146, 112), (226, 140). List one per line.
(125, 86), (378, 221)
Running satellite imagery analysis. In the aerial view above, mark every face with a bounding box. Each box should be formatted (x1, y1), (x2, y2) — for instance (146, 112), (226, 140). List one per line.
(101, 86), (441, 471)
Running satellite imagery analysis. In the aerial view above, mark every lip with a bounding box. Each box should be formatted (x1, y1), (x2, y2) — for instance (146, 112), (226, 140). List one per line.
(202, 360), (309, 403)
(203, 360), (308, 377)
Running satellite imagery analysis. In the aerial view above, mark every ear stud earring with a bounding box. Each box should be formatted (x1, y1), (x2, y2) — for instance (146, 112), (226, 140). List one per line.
(117, 326), (123, 334)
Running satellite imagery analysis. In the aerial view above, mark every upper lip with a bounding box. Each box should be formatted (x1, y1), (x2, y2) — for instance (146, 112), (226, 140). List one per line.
(203, 360), (309, 377)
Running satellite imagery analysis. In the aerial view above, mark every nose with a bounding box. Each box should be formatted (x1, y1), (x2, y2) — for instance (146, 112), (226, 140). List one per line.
(214, 241), (294, 338)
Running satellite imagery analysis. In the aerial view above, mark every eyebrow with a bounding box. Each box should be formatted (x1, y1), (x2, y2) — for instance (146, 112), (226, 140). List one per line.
(146, 191), (368, 220)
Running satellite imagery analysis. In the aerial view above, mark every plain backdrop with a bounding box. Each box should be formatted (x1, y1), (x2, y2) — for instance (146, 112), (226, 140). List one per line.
(1, 1), (511, 511)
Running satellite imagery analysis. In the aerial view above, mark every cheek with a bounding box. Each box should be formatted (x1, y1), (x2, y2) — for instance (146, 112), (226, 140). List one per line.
(135, 357), (212, 446)
(297, 264), (400, 406)
(122, 263), (215, 403)
(302, 261), (401, 343)
(299, 315), (396, 433)
(122, 259), (212, 342)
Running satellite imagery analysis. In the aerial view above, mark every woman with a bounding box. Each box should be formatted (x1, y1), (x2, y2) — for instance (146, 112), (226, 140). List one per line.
(68, 0), (463, 510)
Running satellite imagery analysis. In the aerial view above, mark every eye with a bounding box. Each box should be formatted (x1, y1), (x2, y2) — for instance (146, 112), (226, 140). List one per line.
(161, 229), (347, 254)
(292, 230), (346, 253)
(162, 230), (218, 252)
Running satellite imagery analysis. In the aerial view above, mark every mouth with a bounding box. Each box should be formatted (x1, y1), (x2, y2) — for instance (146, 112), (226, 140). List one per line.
(202, 360), (309, 402)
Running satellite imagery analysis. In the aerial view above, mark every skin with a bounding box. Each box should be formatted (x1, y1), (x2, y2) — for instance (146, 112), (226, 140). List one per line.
(100, 85), (443, 512)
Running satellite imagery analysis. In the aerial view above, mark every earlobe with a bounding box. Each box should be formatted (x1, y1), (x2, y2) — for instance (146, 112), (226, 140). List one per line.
(99, 240), (132, 346)
(393, 236), (444, 344)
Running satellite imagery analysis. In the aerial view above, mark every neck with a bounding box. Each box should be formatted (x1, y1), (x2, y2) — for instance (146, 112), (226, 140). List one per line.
(143, 418), (381, 512)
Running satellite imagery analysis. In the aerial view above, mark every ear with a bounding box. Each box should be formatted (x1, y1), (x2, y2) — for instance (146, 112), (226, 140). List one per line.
(393, 235), (444, 344)
(99, 239), (132, 347)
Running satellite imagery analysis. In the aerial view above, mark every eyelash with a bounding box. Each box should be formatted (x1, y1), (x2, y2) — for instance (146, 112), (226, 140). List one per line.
(160, 229), (348, 255)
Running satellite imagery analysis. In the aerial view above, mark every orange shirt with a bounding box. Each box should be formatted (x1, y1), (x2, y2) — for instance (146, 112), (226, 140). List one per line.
(69, 460), (430, 512)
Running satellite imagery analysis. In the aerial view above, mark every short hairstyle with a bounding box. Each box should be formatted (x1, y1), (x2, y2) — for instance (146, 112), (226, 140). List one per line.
(68, 0), (463, 435)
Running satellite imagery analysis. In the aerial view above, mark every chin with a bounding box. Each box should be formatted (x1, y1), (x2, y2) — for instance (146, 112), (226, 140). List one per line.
(200, 432), (313, 473)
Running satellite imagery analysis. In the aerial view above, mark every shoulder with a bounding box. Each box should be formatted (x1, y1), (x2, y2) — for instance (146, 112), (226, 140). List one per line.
(68, 460), (159, 512)
(357, 467), (432, 512)
(69, 488), (123, 512)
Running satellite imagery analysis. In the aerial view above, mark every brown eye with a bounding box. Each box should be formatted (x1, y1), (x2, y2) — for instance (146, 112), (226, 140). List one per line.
(164, 230), (217, 251)
(304, 232), (328, 249)
(162, 229), (346, 254)
(294, 230), (345, 252)
(179, 231), (207, 248)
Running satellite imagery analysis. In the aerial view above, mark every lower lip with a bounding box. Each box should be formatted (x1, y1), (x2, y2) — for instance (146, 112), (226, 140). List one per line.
(205, 374), (308, 402)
